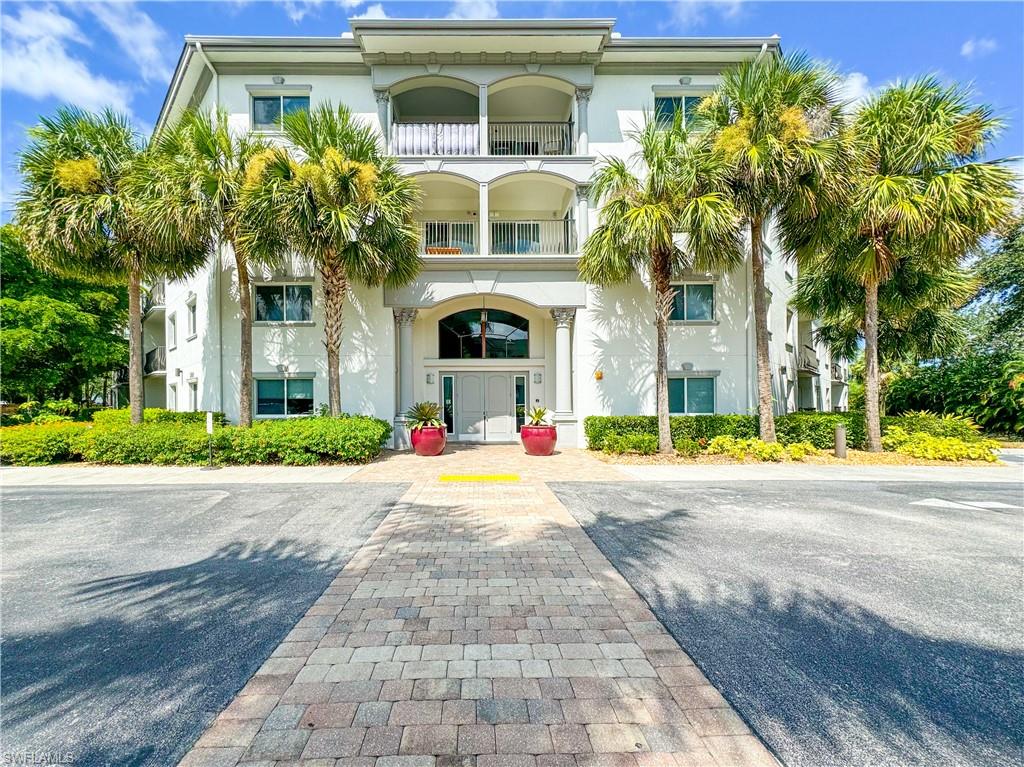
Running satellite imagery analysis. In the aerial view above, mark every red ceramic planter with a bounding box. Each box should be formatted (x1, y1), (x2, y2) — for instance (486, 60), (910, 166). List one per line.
(411, 425), (447, 456)
(521, 424), (558, 456)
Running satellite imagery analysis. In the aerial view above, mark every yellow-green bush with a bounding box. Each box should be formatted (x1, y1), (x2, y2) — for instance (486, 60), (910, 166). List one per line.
(706, 435), (817, 462)
(603, 433), (659, 455)
(0, 422), (90, 465)
(881, 427), (1000, 462)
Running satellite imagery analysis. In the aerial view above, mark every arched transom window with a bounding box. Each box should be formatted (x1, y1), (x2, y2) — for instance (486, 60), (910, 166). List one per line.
(439, 309), (529, 359)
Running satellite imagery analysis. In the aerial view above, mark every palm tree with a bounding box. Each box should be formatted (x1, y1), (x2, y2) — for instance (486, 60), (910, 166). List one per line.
(580, 116), (743, 453)
(16, 107), (210, 424)
(699, 52), (846, 442)
(241, 103), (421, 415)
(790, 78), (1017, 450)
(136, 109), (273, 426)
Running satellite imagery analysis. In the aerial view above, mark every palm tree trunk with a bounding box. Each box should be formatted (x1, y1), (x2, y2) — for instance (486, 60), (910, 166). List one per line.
(750, 218), (776, 442)
(237, 254), (253, 428)
(863, 276), (882, 452)
(128, 269), (144, 425)
(654, 252), (673, 454)
(320, 259), (347, 416)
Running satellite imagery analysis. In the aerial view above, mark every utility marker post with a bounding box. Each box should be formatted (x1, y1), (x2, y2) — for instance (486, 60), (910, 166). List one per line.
(202, 410), (220, 471)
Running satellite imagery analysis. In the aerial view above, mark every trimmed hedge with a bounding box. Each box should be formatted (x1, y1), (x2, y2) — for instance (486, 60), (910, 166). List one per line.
(91, 408), (227, 426)
(0, 422), (90, 465)
(584, 411), (985, 451)
(219, 416), (392, 465)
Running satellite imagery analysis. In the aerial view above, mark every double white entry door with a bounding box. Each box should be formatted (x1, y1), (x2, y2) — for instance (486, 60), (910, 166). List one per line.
(442, 371), (527, 442)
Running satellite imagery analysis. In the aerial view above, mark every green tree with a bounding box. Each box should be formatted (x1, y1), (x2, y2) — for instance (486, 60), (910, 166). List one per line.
(240, 103), (421, 415)
(16, 107), (211, 423)
(0, 225), (128, 402)
(790, 79), (1017, 450)
(136, 109), (273, 426)
(967, 212), (1024, 350)
(699, 52), (847, 442)
(580, 117), (743, 453)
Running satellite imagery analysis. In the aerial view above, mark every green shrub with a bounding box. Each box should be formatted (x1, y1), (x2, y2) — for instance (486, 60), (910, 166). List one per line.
(776, 412), (866, 450)
(881, 427), (999, 462)
(0, 422), (89, 465)
(706, 435), (817, 462)
(222, 416), (392, 465)
(883, 411), (981, 442)
(73, 422), (214, 465)
(783, 441), (819, 461)
(673, 437), (701, 457)
(91, 408), (226, 426)
(602, 433), (658, 455)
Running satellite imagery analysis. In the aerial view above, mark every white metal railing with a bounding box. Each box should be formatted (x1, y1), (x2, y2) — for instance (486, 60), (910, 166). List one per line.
(391, 122), (479, 156)
(489, 121), (573, 156)
(490, 220), (576, 255)
(419, 221), (478, 255)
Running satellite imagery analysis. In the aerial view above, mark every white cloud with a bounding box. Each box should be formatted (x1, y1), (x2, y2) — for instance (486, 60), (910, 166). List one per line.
(276, 0), (364, 23)
(0, 4), (132, 113)
(352, 3), (388, 19)
(960, 37), (998, 60)
(837, 71), (873, 111)
(446, 0), (499, 20)
(667, 0), (742, 29)
(86, 2), (173, 84)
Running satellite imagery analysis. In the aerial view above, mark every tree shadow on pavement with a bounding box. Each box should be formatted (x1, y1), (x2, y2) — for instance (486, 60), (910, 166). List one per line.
(1, 540), (344, 767)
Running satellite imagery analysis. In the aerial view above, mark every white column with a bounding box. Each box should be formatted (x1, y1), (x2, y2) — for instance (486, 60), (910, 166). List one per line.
(374, 88), (390, 148)
(478, 182), (489, 256)
(551, 308), (575, 415)
(395, 308), (417, 415)
(478, 83), (489, 156)
(575, 87), (592, 155)
(575, 183), (591, 250)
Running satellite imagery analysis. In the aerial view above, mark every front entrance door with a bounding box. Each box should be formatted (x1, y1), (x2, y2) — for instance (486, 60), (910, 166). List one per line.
(448, 371), (526, 442)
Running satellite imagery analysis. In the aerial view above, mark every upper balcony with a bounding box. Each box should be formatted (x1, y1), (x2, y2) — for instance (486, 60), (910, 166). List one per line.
(385, 75), (583, 158)
(143, 281), (166, 316)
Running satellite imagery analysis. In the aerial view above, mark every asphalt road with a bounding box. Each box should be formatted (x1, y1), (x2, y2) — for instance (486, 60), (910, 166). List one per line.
(551, 480), (1024, 767)
(0, 482), (408, 767)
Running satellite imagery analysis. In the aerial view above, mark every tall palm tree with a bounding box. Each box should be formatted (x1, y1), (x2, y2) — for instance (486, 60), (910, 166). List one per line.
(136, 109), (273, 426)
(16, 107), (210, 424)
(789, 78), (1017, 450)
(241, 103), (421, 415)
(580, 116), (743, 453)
(699, 52), (846, 442)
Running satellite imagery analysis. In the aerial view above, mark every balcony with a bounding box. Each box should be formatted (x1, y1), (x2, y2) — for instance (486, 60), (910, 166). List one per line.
(144, 281), (166, 315)
(491, 220), (576, 255)
(391, 122), (479, 156)
(798, 344), (819, 373)
(419, 220), (478, 255)
(144, 346), (167, 376)
(831, 362), (847, 383)
(489, 122), (573, 156)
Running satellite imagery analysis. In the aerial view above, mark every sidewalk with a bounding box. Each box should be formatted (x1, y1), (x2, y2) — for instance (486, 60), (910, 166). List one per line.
(179, 467), (778, 767)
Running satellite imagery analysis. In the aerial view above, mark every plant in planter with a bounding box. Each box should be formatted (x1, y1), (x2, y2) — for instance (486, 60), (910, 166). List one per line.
(521, 406), (558, 456)
(406, 401), (447, 456)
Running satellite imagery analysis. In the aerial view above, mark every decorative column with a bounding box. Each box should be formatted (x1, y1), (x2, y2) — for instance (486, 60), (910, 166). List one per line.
(478, 182), (489, 256)
(575, 87), (592, 155)
(393, 307), (417, 448)
(575, 183), (591, 250)
(478, 83), (489, 156)
(374, 89), (391, 147)
(551, 308), (575, 415)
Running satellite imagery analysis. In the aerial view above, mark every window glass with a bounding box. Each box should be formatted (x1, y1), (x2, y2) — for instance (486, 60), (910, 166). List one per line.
(514, 375), (526, 433)
(282, 96), (310, 119)
(485, 309), (529, 359)
(255, 286), (284, 321)
(668, 379), (686, 414)
(252, 97), (281, 130)
(684, 96), (703, 124)
(670, 288), (687, 321)
(187, 302), (197, 336)
(286, 285), (313, 321)
(168, 384), (177, 411)
(168, 314), (177, 347)
(439, 310), (483, 359)
(686, 377), (715, 414)
(286, 379), (314, 415)
(438, 309), (529, 359)
(442, 376), (455, 434)
(686, 284), (714, 321)
(256, 379), (286, 415)
(655, 96), (682, 128)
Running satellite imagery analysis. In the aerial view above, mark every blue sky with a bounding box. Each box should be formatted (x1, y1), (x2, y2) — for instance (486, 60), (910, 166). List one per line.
(2, 0), (1022, 218)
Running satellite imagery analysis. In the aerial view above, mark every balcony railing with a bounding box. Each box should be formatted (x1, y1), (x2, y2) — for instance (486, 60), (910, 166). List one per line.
(798, 344), (819, 373)
(419, 221), (478, 255)
(144, 281), (166, 314)
(489, 121), (573, 156)
(391, 122), (479, 156)
(491, 220), (576, 255)
(143, 346), (167, 375)
(831, 362), (846, 382)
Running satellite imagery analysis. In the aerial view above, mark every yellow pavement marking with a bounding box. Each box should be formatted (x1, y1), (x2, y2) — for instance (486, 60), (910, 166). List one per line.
(439, 474), (521, 483)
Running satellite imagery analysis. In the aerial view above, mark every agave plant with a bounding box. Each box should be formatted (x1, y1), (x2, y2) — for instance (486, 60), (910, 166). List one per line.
(526, 406), (550, 426)
(405, 401), (443, 430)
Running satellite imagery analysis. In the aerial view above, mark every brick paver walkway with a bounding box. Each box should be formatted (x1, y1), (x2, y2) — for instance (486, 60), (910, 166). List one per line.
(180, 448), (777, 767)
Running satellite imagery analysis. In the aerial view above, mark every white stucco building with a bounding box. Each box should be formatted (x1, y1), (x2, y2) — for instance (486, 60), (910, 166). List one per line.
(143, 18), (849, 447)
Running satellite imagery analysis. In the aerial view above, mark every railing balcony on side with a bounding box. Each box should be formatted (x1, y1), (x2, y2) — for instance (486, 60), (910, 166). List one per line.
(144, 281), (166, 313)
(490, 220), (576, 255)
(489, 121), (573, 156)
(143, 346), (167, 375)
(799, 344), (820, 373)
(419, 221), (479, 255)
(391, 122), (480, 156)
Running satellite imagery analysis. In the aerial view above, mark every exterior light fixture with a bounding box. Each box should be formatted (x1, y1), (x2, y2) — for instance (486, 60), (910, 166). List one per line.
(272, 75), (285, 85)
(426, 373), (435, 384)
(533, 373), (542, 384)
(594, 370), (604, 381)
(679, 76), (692, 85)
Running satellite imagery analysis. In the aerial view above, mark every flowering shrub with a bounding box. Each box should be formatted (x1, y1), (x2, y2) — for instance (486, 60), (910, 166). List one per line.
(881, 427), (999, 462)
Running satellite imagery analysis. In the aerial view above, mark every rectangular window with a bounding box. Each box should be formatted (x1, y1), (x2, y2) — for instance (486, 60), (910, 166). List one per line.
(167, 313), (177, 349)
(186, 299), (197, 339)
(514, 374), (527, 434)
(669, 283), (715, 321)
(255, 284), (313, 323)
(256, 378), (314, 417)
(188, 381), (198, 412)
(168, 383), (177, 411)
(441, 375), (455, 435)
(252, 94), (310, 131)
(654, 95), (703, 128)
(668, 377), (716, 414)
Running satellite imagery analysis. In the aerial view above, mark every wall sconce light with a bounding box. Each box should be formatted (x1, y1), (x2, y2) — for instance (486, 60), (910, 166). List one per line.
(594, 370), (604, 381)
(533, 372), (542, 384)
(678, 76), (692, 85)
(272, 75), (285, 85)
(426, 373), (435, 385)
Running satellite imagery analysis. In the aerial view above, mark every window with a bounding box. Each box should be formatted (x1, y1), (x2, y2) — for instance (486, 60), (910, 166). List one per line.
(669, 283), (715, 322)
(654, 95), (703, 128)
(256, 378), (314, 417)
(168, 383), (177, 411)
(441, 374), (455, 435)
(668, 377), (715, 414)
(255, 284), (313, 323)
(514, 374), (527, 433)
(188, 380), (198, 412)
(167, 313), (177, 349)
(186, 298), (197, 339)
(252, 94), (310, 131)
(438, 309), (529, 359)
